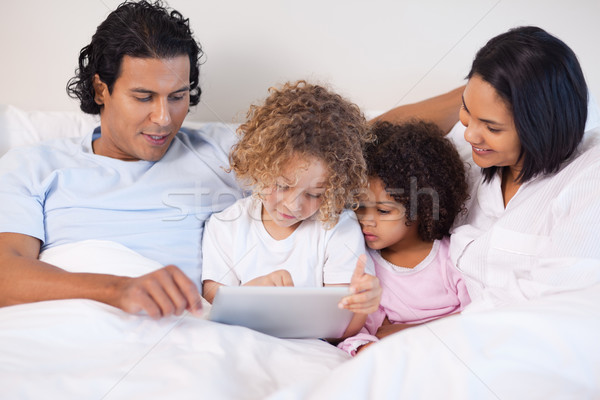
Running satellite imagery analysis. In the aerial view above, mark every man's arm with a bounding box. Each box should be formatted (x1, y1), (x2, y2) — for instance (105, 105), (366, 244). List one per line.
(370, 86), (465, 134)
(0, 232), (202, 318)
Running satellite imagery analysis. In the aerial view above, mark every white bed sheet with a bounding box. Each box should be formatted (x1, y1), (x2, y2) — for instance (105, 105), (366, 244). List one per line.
(270, 284), (600, 399)
(3, 244), (600, 399)
(3, 107), (600, 399)
(0, 241), (350, 399)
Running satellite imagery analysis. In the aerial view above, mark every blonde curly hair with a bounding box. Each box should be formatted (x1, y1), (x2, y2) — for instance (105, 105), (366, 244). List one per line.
(229, 80), (372, 227)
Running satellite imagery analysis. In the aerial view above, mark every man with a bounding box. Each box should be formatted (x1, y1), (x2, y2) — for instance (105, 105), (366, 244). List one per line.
(0, 1), (241, 318)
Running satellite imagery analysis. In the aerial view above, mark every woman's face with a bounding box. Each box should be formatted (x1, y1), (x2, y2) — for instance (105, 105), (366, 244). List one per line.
(459, 75), (522, 173)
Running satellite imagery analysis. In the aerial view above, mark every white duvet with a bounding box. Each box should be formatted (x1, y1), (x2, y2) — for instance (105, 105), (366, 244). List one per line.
(270, 284), (600, 399)
(0, 241), (349, 399)
(2, 240), (599, 399)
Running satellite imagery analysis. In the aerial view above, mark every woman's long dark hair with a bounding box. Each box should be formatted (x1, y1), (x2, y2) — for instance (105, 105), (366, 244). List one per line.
(469, 26), (588, 183)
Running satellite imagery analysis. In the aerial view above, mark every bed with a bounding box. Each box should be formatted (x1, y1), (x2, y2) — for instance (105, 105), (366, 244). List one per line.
(1, 105), (599, 399)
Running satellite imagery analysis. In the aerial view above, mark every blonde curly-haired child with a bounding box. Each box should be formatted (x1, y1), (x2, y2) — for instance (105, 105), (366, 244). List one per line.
(201, 81), (381, 338)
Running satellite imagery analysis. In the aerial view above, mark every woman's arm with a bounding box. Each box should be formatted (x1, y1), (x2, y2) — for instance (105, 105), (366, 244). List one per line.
(371, 86), (465, 134)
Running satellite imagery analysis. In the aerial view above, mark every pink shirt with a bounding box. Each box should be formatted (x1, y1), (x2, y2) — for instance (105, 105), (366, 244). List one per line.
(338, 237), (471, 355)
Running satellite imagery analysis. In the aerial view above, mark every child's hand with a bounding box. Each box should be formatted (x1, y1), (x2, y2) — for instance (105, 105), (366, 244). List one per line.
(339, 255), (381, 314)
(376, 316), (416, 339)
(244, 269), (295, 287)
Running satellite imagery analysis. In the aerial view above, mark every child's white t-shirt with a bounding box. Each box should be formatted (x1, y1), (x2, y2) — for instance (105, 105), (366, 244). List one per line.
(201, 196), (373, 288)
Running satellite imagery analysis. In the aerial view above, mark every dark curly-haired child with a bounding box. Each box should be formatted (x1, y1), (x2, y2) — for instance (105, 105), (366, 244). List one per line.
(202, 80), (382, 338)
(339, 120), (471, 355)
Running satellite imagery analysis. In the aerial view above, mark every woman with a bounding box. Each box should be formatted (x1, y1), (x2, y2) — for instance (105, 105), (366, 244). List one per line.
(290, 27), (600, 399)
(378, 26), (599, 312)
(449, 26), (599, 309)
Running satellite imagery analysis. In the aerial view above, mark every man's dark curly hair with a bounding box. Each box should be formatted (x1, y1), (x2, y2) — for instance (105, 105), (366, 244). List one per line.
(66, 0), (203, 114)
(366, 120), (469, 241)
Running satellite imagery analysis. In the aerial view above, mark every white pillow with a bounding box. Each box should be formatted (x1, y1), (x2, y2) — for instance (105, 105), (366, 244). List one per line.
(0, 105), (100, 157)
(0, 105), (237, 158)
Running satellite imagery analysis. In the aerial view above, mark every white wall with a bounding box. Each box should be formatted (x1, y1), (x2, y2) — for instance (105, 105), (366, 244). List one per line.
(1, 0), (598, 123)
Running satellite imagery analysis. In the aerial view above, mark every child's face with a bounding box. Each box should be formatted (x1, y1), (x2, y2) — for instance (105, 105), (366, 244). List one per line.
(356, 177), (419, 251)
(261, 156), (328, 229)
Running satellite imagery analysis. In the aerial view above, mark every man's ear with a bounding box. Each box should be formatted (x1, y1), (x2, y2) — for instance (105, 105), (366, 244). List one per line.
(93, 74), (107, 105)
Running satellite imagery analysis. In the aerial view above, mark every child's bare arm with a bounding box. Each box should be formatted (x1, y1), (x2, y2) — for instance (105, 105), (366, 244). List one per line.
(376, 317), (417, 339)
(202, 279), (223, 303)
(339, 313), (368, 340)
(376, 312), (463, 340)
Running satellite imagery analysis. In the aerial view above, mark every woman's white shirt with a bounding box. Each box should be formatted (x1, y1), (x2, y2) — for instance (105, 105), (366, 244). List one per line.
(447, 118), (600, 310)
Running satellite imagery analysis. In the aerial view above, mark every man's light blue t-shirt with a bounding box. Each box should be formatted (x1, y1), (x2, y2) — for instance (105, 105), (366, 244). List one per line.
(0, 124), (243, 285)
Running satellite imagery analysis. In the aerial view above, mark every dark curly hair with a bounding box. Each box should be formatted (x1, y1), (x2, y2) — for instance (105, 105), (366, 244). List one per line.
(230, 80), (373, 227)
(66, 0), (203, 114)
(366, 120), (468, 241)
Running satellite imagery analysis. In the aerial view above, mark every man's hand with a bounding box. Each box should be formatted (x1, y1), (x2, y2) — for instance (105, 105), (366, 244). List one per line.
(244, 269), (294, 287)
(339, 255), (381, 314)
(111, 264), (202, 319)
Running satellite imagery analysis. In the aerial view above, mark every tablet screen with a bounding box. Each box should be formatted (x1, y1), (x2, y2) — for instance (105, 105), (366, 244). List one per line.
(208, 286), (353, 339)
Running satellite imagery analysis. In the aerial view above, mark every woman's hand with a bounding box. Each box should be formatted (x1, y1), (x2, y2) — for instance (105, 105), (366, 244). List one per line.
(244, 269), (294, 287)
(339, 255), (381, 314)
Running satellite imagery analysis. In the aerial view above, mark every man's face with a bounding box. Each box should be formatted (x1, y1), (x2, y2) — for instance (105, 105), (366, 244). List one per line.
(93, 55), (191, 161)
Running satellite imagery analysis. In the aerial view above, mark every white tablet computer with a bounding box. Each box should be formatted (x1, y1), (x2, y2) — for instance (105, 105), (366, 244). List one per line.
(208, 286), (353, 339)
